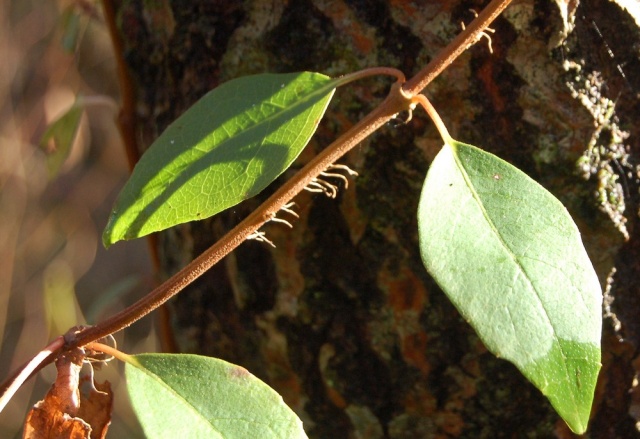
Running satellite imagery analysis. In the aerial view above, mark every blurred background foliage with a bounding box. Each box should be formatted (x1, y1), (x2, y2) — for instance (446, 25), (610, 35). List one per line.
(0, 0), (156, 436)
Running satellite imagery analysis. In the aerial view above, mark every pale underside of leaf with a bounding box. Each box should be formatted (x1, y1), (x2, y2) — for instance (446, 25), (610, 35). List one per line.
(103, 72), (337, 247)
(418, 140), (601, 433)
(125, 354), (307, 439)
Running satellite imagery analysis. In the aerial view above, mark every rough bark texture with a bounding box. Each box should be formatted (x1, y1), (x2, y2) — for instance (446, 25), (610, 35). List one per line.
(115, 0), (640, 437)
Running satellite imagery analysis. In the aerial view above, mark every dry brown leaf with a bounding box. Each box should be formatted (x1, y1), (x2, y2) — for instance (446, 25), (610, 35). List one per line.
(77, 379), (112, 439)
(22, 348), (112, 439)
(23, 408), (92, 439)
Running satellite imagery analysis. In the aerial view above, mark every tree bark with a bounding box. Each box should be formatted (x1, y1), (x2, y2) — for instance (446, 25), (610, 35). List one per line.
(114, 0), (640, 437)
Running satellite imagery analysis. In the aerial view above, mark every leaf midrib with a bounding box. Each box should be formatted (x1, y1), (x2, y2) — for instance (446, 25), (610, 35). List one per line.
(141, 76), (337, 201)
(450, 143), (576, 407)
(130, 360), (286, 437)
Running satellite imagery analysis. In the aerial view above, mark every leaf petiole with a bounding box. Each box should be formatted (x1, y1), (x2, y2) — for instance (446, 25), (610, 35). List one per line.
(411, 94), (452, 143)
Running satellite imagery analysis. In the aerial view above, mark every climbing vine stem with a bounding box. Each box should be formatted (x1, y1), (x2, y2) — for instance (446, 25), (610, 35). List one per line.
(71, 0), (512, 348)
(0, 0), (513, 398)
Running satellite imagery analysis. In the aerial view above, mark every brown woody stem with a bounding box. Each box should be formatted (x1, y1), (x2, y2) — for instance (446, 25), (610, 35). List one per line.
(0, 0), (513, 403)
(0, 337), (64, 413)
(73, 0), (512, 347)
(402, 0), (512, 96)
(72, 78), (412, 347)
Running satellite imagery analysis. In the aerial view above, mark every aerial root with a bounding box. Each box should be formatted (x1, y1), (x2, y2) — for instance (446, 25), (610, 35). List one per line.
(326, 163), (358, 176)
(264, 202), (300, 229)
(390, 105), (417, 125)
(280, 202), (300, 219)
(303, 163), (359, 198)
(304, 178), (339, 198)
(84, 334), (117, 364)
(247, 230), (276, 247)
(270, 216), (294, 228)
(461, 9), (495, 54)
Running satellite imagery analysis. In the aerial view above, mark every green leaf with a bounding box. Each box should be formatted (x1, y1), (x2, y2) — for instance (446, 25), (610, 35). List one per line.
(125, 353), (307, 439)
(39, 102), (83, 178)
(60, 6), (81, 53)
(417, 140), (601, 434)
(103, 72), (337, 247)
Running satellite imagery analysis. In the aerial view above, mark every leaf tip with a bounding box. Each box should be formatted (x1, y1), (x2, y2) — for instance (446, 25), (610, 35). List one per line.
(560, 404), (590, 435)
(101, 235), (113, 249)
(101, 216), (119, 249)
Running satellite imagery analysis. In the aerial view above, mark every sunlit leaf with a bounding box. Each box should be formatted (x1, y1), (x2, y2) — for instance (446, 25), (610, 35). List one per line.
(417, 139), (601, 434)
(39, 102), (83, 178)
(125, 354), (307, 439)
(103, 72), (337, 247)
